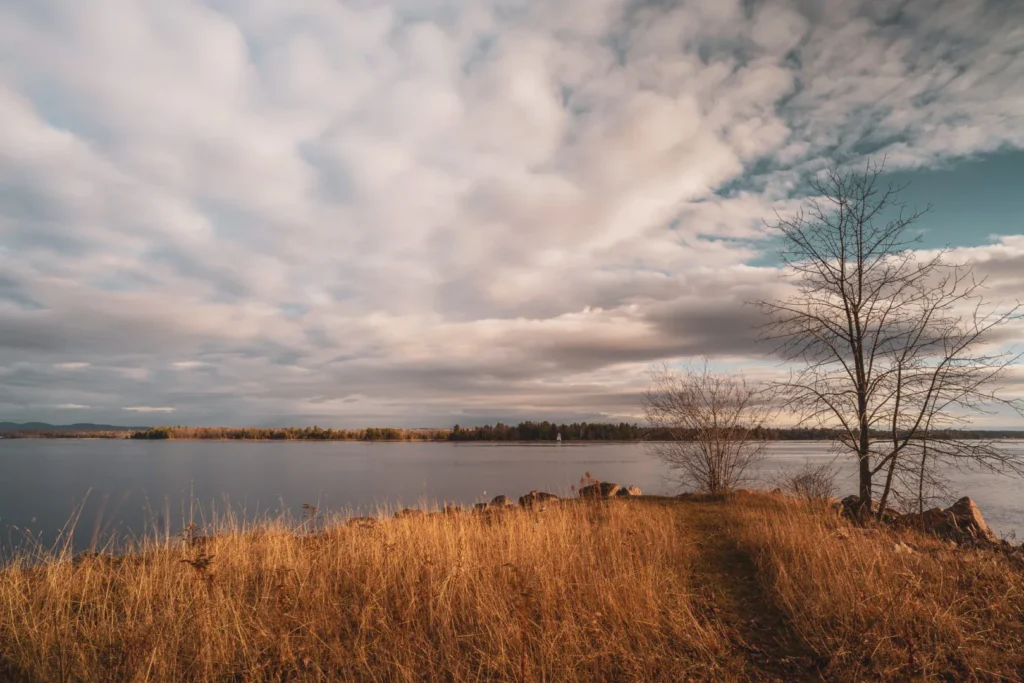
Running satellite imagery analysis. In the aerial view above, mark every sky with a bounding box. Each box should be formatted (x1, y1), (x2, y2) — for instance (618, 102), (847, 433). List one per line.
(0, 0), (1022, 428)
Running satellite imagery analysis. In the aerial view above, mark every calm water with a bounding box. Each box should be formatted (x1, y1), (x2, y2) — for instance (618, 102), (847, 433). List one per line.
(1, 439), (1022, 553)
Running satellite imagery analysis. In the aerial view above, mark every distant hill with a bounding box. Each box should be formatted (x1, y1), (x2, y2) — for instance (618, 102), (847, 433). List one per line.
(0, 422), (149, 433)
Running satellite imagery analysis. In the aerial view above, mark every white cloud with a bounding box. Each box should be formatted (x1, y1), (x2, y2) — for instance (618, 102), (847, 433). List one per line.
(123, 406), (177, 414)
(53, 403), (89, 409)
(0, 0), (1021, 425)
(53, 362), (90, 371)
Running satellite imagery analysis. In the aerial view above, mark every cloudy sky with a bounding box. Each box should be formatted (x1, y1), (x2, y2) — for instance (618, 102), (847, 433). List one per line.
(1, 0), (1022, 427)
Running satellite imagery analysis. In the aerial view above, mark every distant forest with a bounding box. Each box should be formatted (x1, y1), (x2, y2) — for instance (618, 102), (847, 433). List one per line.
(128, 426), (442, 441)
(0, 421), (1019, 441)
(447, 423), (1024, 442)
(120, 422), (1024, 442)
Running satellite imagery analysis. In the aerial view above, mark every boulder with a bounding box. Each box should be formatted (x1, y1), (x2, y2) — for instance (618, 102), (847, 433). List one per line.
(473, 501), (515, 515)
(892, 498), (997, 545)
(490, 495), (513, 507)
(948, 497), (997, 543)
(895, 507), (953, 532)
(443, 503), (465, 516)
(616, 485), (642, 497)
(579, 482), (621, 498)
(840, 495), (866, 520)
(518, 490), (560, 507)
(839, 495), (896, 522)
(346, 516), (378, 529)
(395, 508), (425, 519)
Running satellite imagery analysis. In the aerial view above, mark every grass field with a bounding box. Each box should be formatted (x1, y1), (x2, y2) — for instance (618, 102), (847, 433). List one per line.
(0, 494), (1021, 682)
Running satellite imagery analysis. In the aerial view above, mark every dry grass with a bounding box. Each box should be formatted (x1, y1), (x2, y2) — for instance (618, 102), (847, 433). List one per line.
(729, 495), (1024, 681)
(0, 500), (730, 682)
(4, 494), (1022, 682)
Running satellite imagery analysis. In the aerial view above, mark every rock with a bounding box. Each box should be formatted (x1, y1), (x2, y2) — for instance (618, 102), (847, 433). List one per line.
(616, 485), (642, 497)
(897, 507), (953, 531)
(346, 516), (378, 529)
(840, 495), (866, 520)
(443, 503), (465, 516)
(839, 495), (896, 522)
(948, 497), (997, 543)
(895, 498), (998, 546)
(579, 482), (621, 498)
(473, 502), (490, 512)
(395, 508), (425, 519)
(490, 495), (513, 507)
(518, 490), (559, 507)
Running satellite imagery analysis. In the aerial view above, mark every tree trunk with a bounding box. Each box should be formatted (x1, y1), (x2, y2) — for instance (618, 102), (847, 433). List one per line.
(918, 441), (928, 515)
(858, 391), (872, 512)
(877, 453), (898, 521)
(858, 449), (872, 513)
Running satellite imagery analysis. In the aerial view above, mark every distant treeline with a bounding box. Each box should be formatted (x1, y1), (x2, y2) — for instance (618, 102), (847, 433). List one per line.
(449, 424), (1024, 442)
(7, 423), (1021, 442)
(449, 422), (645, 441)
(1, 430), (135, 439)
(128, 426), (446, 441)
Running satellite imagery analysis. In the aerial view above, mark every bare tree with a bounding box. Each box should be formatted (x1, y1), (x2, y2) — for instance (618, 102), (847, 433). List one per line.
(643, 362), (777, 493)
(756, 160), (1023, 518)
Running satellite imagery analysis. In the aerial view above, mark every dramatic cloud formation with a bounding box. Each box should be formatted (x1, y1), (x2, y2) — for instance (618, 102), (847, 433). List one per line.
(0, 0), (1022, 426)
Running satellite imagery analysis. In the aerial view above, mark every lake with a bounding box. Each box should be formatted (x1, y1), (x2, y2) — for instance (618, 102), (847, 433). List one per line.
(1, 439), (1022, 553)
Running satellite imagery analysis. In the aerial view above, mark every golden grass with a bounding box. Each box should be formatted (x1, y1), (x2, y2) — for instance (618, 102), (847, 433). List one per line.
(0, 501), (730, 682)
(3, 494), (1022, 682)
(729, 495), (1024, 681)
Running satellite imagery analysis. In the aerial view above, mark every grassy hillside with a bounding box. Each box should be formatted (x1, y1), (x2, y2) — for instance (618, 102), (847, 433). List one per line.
(0, 494), (1021, 681)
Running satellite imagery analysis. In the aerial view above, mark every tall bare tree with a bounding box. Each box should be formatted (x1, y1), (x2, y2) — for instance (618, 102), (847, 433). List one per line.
(643, 362), (777, 494)
(757, 161), (1023, 517)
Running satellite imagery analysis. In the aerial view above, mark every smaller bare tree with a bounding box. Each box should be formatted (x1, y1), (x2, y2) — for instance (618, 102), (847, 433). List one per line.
(771, 461), (838, 503)
(643, 362), (777, 493)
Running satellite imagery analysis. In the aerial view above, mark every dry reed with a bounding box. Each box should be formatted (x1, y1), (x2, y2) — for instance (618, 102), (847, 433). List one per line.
(729, 496), (1024, 681)
(0, 500), (730, 682)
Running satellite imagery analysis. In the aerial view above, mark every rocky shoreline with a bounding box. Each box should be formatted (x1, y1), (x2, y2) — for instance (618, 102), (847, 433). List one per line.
(373, 482), (1019, 553)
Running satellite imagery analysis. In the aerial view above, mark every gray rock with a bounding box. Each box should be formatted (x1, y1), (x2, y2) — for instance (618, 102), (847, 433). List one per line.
(519, 490), (560, 507)
(616, 485), (642, 497)
(346, 516), (378, 529)
(948, 496), (997, 543)
(579, 482), (621, 498)
(839, 495), (895, 521)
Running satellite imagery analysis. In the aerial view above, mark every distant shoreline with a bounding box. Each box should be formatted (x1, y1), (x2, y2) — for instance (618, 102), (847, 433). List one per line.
(4, 435), (1024, 443)
(4, 421), (1024, 443)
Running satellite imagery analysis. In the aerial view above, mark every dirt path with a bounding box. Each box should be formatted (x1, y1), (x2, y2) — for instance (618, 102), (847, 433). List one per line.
(678, 500), (823, 682)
